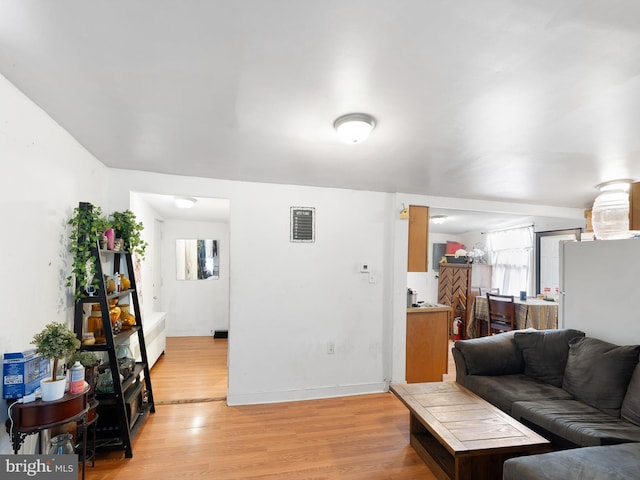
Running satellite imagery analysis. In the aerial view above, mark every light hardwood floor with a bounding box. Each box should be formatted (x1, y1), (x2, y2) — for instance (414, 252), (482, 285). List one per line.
(88, 337), (440, 480)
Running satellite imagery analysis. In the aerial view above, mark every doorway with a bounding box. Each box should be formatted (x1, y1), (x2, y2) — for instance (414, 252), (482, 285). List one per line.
(535, 228), (581, 296)
(131, 192), (231, 401)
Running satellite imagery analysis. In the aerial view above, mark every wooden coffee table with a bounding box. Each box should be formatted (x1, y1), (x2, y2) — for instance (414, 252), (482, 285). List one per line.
(390, 382), (551, 480)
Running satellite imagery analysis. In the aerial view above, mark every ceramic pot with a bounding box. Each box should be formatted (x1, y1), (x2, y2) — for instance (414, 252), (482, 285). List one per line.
(105, 228), (115, 250)
(40, 376), (67, 401)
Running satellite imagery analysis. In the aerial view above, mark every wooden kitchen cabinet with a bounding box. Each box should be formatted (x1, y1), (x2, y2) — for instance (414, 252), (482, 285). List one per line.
(437, 263), (492, 339)
(407, 205), (429, 272)
(406, 307), (450, 383)
(630, 181), (640, 231)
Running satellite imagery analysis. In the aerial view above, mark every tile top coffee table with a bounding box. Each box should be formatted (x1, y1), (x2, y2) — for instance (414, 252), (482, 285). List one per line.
(390, 382), (551, 480)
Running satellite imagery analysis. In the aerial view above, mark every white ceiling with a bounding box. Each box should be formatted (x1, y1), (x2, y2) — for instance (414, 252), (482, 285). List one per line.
(2, 1), (640, 215)
(134, 192), (230, 223)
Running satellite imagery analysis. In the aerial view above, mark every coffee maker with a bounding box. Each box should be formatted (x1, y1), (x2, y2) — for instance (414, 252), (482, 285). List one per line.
(407, 288), (418, 307)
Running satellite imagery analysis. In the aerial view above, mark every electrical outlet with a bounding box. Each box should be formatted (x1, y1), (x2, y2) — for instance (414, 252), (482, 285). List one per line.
(360, 263), (369, 273)
(368, 272), (376, 284)
(327, 341), (335, 355)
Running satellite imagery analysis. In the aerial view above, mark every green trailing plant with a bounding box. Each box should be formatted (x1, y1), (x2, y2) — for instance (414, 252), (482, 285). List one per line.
(31, 322), (81, 381)
(66, 203), (104, 300)
(93, 215), (112, 238)
(111, 209), (148, 259)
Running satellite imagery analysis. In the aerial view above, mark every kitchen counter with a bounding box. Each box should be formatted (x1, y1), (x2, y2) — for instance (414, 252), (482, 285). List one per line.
(405, 305), (451, 383)
(407, 304), (451, 313)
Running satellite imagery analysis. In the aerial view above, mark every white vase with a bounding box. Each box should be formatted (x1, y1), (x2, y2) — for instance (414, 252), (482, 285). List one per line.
(40, 377), (67, 401)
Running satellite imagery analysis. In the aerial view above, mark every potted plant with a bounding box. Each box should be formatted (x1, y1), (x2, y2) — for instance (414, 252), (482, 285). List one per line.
(110, 209), (148, 259)
(67, 350), (101, 396)
(66, 203), (105, 300)
(93, 215), (113, 250)
(31, 322), (81, 401)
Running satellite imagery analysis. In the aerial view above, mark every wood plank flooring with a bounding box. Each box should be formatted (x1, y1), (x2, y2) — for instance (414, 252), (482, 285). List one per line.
(88, 337), (437, 480)
(151, 337), (228, 404)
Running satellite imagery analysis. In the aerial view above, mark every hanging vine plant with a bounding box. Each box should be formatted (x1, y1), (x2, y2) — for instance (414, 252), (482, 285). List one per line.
(111, 210), (148, 259)
(66, 203), (105, 300)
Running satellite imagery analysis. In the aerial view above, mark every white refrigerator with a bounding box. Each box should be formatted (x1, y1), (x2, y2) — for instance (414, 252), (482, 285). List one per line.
(560, 238), (640, 346)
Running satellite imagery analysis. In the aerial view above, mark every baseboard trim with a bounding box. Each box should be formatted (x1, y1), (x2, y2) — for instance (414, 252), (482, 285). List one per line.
(226, 382), (389, 406)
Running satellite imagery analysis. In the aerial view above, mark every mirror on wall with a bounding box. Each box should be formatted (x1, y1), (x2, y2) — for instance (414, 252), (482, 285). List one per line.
(176, 239), (219, 280)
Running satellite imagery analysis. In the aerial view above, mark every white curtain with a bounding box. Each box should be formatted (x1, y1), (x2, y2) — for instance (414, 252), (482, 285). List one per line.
(486, 226), (534, 296)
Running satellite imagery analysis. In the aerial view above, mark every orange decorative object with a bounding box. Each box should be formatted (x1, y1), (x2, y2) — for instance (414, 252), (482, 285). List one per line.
(109, 306), (121, 324)
(119, 304), (136, 329)
(120, 274), (131, 290)
(87, 305), (106, 343)
(106, 276), (116, 294)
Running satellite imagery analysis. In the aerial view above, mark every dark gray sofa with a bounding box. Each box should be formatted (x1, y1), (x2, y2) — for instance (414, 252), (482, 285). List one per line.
(451, 329), (640, 480)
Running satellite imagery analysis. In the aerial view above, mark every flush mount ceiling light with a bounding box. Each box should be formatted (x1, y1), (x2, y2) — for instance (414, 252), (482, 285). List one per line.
(175, 196), (197, 209)
(333, 113), (376, 144)
(431, 215), (448, 224)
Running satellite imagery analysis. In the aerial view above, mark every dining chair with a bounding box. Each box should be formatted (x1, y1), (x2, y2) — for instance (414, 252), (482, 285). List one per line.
(480, 287), (500, 295)
(485, 293), (516, 335)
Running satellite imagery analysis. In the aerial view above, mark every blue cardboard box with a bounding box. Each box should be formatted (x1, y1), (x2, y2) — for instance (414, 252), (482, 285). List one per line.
(3, 349), (51, 399)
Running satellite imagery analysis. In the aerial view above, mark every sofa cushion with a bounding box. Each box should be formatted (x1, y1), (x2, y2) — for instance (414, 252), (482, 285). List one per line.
(512, 400), (640, 447)
(621, 363), (640, 426)
(562, 337), (640, 416)
(503, 443), (640, 480)
(453, 330), (523, 376)
(463, 374), (572, 414)
(514, 329), (585, 387)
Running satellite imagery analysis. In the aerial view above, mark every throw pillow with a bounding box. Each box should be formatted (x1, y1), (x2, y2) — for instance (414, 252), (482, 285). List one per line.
(514, 329), (585, 387)
(562, 337), (640, 416)
(621, 364), (640, 426)
(455, 330), (524, 376)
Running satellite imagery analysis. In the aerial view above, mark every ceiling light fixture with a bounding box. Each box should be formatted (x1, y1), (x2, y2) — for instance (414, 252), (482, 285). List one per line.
(591, 179), (633, 240)
(333, 113), (376, 144)
(431, 215), (448, 224)
(175, 196), (197, 209)
(595, 179), (633, 192)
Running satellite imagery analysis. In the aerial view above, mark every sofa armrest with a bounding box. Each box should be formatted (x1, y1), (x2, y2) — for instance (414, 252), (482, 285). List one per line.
(453, 330), (524, 377)
(452, 346), (469, 384)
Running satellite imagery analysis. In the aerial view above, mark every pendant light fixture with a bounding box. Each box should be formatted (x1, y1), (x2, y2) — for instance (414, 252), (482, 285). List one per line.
(333, 113), (376, 144)
(591, 179), (632, 240)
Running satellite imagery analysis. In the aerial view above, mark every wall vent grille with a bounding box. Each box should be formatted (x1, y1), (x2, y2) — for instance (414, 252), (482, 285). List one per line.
(290, 207), (315, 242)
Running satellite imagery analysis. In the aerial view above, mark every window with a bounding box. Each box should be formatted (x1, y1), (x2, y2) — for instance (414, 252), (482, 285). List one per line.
(486, 226), (534, 296)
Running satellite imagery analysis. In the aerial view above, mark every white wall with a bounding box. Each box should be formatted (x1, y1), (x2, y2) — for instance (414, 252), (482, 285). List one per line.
(107, 170), (391, 404)
(161, 219), (230, 336)
(0, 74), (109, 453)
(129, 192), (164, 320)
